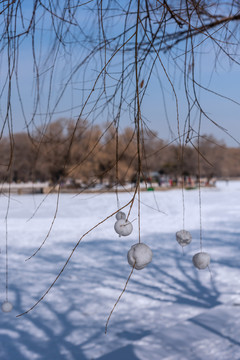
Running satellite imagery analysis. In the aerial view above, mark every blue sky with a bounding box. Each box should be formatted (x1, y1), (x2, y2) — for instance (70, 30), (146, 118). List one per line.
(1, 2), (240, 147)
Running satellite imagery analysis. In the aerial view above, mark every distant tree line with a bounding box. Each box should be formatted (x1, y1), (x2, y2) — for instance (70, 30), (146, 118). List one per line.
(0, 118), (239, 186)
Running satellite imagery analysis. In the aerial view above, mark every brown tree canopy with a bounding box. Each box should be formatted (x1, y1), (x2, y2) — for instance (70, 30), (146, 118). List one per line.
(0, 118), (238, 186)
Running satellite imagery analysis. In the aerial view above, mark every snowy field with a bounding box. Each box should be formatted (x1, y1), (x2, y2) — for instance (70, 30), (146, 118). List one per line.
(0, 181), (240, 359)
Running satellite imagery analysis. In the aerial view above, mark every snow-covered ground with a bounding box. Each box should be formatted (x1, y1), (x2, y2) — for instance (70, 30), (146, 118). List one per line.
(0, 180), (240, 359)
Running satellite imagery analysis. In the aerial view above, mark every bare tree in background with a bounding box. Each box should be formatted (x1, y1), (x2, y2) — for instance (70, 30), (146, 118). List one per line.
(1, 1), (240, 171)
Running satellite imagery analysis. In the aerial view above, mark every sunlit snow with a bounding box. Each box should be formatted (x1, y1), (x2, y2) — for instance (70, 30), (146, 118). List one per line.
(0, 180), (239, 359)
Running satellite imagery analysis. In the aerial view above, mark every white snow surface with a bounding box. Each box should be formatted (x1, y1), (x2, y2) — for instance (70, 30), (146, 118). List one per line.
(0, 180), (239, 359)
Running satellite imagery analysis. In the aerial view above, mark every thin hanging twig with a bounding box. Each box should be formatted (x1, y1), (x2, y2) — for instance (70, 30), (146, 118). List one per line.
(105, 263), (135, 334)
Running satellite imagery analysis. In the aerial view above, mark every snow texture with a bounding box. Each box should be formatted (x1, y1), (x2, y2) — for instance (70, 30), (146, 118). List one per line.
(127, 243), (153, 270)
(114, 219), (133, 237)
(192, 252), (211, 270)
(176, 229), (192, 247)
(0, 180), (239, 359)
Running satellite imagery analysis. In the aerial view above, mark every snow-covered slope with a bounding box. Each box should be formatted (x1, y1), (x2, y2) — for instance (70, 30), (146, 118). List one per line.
(0, 180), (239, 359)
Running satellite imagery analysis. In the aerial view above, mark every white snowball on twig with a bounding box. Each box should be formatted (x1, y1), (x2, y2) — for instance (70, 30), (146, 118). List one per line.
(1, 301), (13, 313)
(114, 219), (133, 237)
(127, 243), (153, 270)
(116, 211), (126, 220)
(176, 230), (192, 247)
(192, 252), (210, 270)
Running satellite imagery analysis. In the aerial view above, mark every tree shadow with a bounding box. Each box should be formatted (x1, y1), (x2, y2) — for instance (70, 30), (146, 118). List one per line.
(189, 317), (240, 347)
(0, 285), (88, 360)
(96, 344), (139, 360)
(1, 229), (239, 359)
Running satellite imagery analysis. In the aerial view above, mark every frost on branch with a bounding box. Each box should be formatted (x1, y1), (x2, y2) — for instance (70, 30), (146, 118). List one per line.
(127, 243), (153, 270)
(1, 301), (13, 313)
(192, 252), (210, 270)
(115, 211), (126, 220)
(114, 219), (133, 237)
(176, 230), (192, 247)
